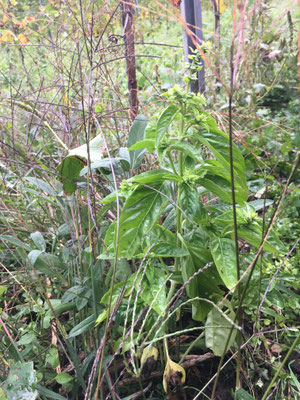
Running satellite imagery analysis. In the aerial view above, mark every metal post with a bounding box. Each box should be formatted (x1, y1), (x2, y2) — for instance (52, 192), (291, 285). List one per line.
(181, 0), (205, 93)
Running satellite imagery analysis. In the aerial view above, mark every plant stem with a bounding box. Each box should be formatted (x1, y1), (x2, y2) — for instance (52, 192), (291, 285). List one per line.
(262, 332), (300, 400)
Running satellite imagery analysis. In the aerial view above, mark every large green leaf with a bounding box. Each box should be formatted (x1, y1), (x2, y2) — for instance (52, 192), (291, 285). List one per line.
(142, 224), (177, 255)
(128, 139), (155, 153)
(205, 303), (237, 356)
(127, 114), (148, 169)
(181, 242), (223, 321)
(138, 242), (189, 258)
(201, 160), (247, 198)
(156, 104), (179, 146)
(197, 176), (244, 205)
(57, 156), (86, 195)
(128, 169), (181, 185)
(30, 231), (46, 251)
(198, 129), (246, 177)
(68, 314), (96, 338)
(140, 265), (167, 315)
(238, 223), (286, 254)
(168, 141), (203, 163)
(178, 183), (199, 221)
(210, 237), (237, 290)
(109, 182), (170, 257)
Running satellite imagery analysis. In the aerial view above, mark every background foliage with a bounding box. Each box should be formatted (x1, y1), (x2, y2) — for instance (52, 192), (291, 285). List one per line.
(0, 0), (299, 399)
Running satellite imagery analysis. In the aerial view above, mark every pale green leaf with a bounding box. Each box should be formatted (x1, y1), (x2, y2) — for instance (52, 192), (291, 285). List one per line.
(205, 304), (237, 356)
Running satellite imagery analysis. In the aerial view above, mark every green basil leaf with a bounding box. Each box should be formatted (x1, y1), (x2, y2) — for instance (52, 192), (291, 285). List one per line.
(182, 242), (222, 321)
(210, 237), (237, 289)
(139, 266), (166, 315)
(169, 141), (203, 162)
(197, 175), (247, 205)
(156, 104), (179, 146)
(199, 129), (246, 176)
(138, 242), (189, 258)
(238, 224), (286, 254)
(109, 182), (170, 257)
(128, 169), (181, 184)
(179, 183), (199, 221)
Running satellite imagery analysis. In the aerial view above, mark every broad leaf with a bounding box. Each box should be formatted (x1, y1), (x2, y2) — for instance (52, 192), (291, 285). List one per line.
(68, 315), (96, 338)
(144, 224), (177, 246)
(168, 141), (203, 163)
(128, 139), (155, 153)
(197, 176), (232, 204)
(238, 223), (286, 254)
(107, 182), (170, 257)
(198, 129), (246, 177)
(30, 231), (46, 251)
(55, 373), (73, 385)
(127, 114), (148, 169)
(128, 169), (181, 185)
(205, 303), (237, 356)
(156, 104), (179, 146)
(201, 160), (247, 197)
(139, 242), (189, 258)
(210, 237), (237, 289)
(57, 156), (86, 195)
(182, 242), (223, 321)
(140, 266), (167, 315)
(178, 183), (199, 221)
(69, 134), (104, 161)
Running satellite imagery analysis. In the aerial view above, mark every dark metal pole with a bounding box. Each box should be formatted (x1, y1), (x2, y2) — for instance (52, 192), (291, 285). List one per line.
(181, 0), (205, 93)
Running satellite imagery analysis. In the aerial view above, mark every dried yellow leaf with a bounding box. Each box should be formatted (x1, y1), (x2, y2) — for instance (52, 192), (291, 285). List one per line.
(17, 33), (28, 45)
(140, 345), (158, 366)
(163, 356), (186, 392)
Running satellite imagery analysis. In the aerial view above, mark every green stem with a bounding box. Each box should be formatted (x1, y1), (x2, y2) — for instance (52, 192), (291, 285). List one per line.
(164, 105), (186, 359)
(262, 332), (300, 400)
(179, 332), (204, 364)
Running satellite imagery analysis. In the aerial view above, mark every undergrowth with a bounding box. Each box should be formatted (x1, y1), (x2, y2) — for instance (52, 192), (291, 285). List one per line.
(0, 1), (299, 399)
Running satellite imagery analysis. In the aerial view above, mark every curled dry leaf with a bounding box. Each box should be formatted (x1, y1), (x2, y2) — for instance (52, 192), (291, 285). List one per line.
(163, 356), (186, 393)
(140, 345), (158, 365)
(141, 346), (159, 377)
